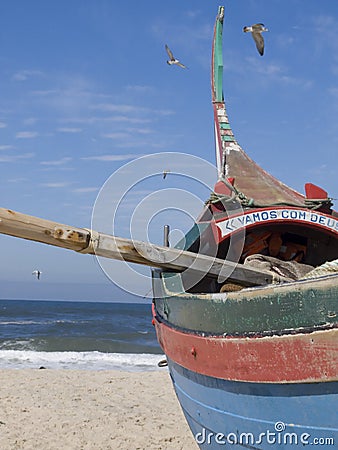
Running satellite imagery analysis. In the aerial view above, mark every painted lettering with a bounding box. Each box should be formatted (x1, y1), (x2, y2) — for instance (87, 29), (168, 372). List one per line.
(230, 219), (237, 229)
(225, 221), (233, 231)
(237, 216), (245, 226)
(216, 208), (338, 240)
(327, 218), (335, 228)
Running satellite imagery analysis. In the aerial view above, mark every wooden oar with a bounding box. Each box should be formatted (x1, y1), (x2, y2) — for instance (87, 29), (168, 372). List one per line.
(0, 207), (272, 287)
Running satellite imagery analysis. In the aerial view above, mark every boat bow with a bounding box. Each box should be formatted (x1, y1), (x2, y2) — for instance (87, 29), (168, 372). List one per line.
(211, 7), (333, 211)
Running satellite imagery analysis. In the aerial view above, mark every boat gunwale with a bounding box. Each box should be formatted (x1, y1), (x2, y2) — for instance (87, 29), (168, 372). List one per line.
(152, 271), (338, 337)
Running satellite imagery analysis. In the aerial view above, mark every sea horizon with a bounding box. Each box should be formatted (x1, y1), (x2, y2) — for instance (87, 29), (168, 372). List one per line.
(0, 279), (152, 303)
(0, 298), (164, 372)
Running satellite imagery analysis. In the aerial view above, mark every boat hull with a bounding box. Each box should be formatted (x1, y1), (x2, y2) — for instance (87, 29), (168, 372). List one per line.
(168, 359), (338, 449)
(152, 273), (338, 449)
(150, 5), (338, 448)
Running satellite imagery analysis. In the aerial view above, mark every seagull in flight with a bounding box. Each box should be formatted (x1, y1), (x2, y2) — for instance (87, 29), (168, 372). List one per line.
(163, 170), (170, 179)
(32, 270), (42, 280)
(243, 23), (268, 56)
(165, 45), (187, 68)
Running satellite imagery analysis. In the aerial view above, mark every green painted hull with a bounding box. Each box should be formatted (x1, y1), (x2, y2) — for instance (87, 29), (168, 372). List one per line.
(153, 271), (338, 336)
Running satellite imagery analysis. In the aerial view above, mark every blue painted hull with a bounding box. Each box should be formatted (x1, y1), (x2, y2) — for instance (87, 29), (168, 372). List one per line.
(169, 360), (338, 449)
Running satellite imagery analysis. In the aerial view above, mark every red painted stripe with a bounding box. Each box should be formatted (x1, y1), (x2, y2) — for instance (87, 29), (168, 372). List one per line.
(153, 313), (338, 383)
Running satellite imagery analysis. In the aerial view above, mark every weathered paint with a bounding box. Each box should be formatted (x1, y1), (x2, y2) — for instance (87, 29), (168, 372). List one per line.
(211, 7), (309, 206)
(153, 309), (338, 383)
(211, 7), (224, 104)
(153, 272), (338, 335)
(174, 222), (209, 251)
(169, 360), (338, 450)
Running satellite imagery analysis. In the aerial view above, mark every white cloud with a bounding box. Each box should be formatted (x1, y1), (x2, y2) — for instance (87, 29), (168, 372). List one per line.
(0, 153), (34, 162)
(0, 122), (7, 128)
(40, 182), (71, 188)
(128, 127), (153, 135)
(73, 187), (99, 193)
(60, 116), (152, 125)
(184, 10), (202, 20)
(25, 80), (172, 139)
(276, 34), (295, 49)
(57, 127), (82, 133)
(313, 15), (336, 36)
(232, 57), (313, 88)
(91, 103), (139, 113)
(31, 89), (59, 96)
(29, 78), (110, 117)
(91, 103), (173, 117)
(0, 145), (14, 150)
(12, 70), (44, 81)
(23, 118), (38, 126)
(125, 85), (154, 93)
(101, 132), (130, 140)
(16, 131), (39, 139)
(8, 177), (28, 183)
(40, 157), (73, 166)
(328, 87), (338, 97)
(312, 15), (338, 63)
(82, 153), (142, 162)
(105, 116), (152, 123)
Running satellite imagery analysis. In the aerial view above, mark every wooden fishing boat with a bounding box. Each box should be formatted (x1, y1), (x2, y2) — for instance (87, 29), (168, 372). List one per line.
(0, 5), (337, 449)
(151, 6), (338, 449)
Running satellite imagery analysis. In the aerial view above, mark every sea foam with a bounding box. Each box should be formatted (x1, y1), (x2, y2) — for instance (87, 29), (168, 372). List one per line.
(0, 350), (165, 371)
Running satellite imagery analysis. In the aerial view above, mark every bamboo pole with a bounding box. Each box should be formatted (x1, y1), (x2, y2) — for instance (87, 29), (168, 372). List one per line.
(0, 207), (272, 287)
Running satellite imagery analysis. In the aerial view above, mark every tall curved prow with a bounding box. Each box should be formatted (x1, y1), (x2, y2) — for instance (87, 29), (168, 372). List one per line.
(210, 7), (321, 209)
(211, 6), (237, 180)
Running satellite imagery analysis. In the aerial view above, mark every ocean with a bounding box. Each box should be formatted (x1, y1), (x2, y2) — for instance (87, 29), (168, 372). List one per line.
(0, 299), (164, 371)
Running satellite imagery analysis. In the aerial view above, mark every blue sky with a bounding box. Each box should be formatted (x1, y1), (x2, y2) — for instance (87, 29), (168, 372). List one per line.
(0, 0), (337, 301)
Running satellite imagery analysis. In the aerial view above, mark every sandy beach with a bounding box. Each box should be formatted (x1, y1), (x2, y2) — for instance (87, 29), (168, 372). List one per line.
(0, 369), (198, 450)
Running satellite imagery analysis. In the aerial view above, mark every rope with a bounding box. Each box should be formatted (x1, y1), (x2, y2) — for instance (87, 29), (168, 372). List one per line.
(300, 259), (338, 280)
(205, 176), (254, 206)
(206, 178), (335, 210)
(304, 198), (334, 210)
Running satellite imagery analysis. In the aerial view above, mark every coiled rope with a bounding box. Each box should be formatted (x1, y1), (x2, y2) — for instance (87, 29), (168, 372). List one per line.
(301, 259), (338, 280)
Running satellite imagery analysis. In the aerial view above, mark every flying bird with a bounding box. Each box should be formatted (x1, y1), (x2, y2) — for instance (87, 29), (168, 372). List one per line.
(165, 45), (187, 68)
(32, 270), (42, 280)
(243, 23), (268, 56)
